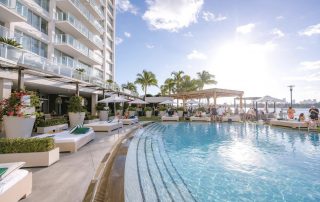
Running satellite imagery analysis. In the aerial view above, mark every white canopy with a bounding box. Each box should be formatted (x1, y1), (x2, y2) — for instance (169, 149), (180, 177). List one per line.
(98, 95), (129, 103)
(186, 100), (199, 105)
(128, 98), (148, 104)
(159, 100), (174, 105)
(256, 95), (284, 103)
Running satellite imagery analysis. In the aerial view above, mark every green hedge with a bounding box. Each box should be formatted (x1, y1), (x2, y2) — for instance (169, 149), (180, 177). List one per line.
(0, 137), (55, 154)
(38, 118), (68, 127)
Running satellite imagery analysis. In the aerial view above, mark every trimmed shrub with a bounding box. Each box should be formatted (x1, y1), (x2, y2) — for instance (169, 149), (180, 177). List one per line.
(177, 107), (184, 111)
(145, 107), (152, 111)
(95, 103), (106, 111)
(0, 137), (55, 154)
(85, 114), (98, 120)
(38, 118), (68, 127)
(128, 106), (136, 111)
(159, 106), (167, 111)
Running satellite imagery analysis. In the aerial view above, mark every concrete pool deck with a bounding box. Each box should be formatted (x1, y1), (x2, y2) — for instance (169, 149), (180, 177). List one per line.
(21, 125), (136, 202)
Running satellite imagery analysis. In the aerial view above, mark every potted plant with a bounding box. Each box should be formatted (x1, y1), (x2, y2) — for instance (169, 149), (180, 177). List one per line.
(145, 107), (152, 117)
(0, 37), (23, 61)
(96, 103), (108, 121)
(177, 107), (184, 117)
(36, 118), (68, 133)
(128, 106), (136, 116)
(68, 95), (86, 127)
(158, 106), (167, 117)
(0, 91), (39, 138)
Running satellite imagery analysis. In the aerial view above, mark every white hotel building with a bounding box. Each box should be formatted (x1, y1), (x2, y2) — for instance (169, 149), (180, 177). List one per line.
(0, 0), (130, 114)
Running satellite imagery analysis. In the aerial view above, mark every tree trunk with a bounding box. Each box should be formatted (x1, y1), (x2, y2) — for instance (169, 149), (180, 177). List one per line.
(144, 87), (147, 101)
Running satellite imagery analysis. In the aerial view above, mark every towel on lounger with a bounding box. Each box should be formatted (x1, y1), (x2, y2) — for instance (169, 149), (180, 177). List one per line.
(71, 127), (90, 135)
(0, 168), (8, 177)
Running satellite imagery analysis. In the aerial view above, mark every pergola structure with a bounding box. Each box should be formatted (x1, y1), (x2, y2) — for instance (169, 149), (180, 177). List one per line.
(169, 88), (244, 108)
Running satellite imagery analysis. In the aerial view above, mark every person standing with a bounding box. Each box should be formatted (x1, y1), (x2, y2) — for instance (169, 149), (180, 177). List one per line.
(287, 106), (295, 119)
(217, 106), (225, 122)
(211, 106), (218, 122)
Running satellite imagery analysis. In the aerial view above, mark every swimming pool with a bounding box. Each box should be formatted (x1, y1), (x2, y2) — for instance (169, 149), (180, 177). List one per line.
(125, 123), (320, 201)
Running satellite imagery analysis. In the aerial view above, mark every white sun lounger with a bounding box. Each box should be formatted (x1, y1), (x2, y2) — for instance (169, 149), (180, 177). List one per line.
(190, 116), (211, 122)
(161, 116), (179, 122)
(0, 169), (32, 202)
(84, 121), (123, 132)
(121, 117), (139, 125)
(34, 128), (95, 152)
(269, 119), (308, 129)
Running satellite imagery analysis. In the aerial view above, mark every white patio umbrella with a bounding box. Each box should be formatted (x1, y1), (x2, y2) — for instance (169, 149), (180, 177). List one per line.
(159, 100), (174, 105)
(98, 95), (129, 116)
(128, 98), (148, 104)
(186, 100), (199, 105)
(256, 95), (284, 113)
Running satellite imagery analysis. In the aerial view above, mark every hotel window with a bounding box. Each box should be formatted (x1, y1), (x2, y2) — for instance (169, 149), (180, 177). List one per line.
(27, 10), (48, 34)
(15, 30), (48, 57)
(34, 0), (49, 11)
(54, 49), (74, 67)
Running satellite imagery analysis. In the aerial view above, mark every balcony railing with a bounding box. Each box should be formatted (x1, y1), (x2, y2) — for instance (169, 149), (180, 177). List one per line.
(0, 42), (107, 87)
(65, 0), (104, 33)
(0, 0), (28, 18)
(56, 12), (103, 48)
(86, 0), (104, 19)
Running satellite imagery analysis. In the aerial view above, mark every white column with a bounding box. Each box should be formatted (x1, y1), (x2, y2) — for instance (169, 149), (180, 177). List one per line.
(91, 93), (98, 116)
(0, 78), (13, 100)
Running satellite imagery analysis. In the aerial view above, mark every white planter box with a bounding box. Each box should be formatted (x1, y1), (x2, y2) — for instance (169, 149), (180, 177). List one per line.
(37, 123), (68, 134)
(99, 110), (108, 121)
(178, 111), (184, 117)
(146, 111), (152, 117)
(129, 111), (136, 116)
(68, 112), (85, 128)
(0, 147), (60, 167)
(84, 119), (100, 124)
(3, 116), (35, 138)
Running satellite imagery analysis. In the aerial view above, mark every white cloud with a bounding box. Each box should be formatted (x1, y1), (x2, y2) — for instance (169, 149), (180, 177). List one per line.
(271, 28), (285, 38)
(183, 32), (193, 37)
(202, 11), (227, 22)
(124, 32), (131, 38)
(276, 16), (284, 20)
(115, 37), (123, 45)
(146, 44), (154, 49)
(299, 23), (320, 36)
(187, 50), (207, 60)
(142, 0), (204, 32)
(116, 0), (138, 15)
(300, 60), (320, 70)
(236, 23), (255, 34)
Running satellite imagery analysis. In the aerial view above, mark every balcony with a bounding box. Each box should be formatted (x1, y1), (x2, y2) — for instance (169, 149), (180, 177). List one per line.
(0, 43), (106, 85)
(82, 0), (104, 20)
(55, 12), (103, 50)
(56, 0), (104, 34)
(55, 34), (102, 65)
(0, 0), (27, 22)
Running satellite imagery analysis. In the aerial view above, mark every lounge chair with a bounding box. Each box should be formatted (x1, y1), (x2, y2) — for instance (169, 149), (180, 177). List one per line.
(190, 116), (211, 122)
(222, 115), (241, 122)
(161, 115), (179, 122)
(84, 120), (123, 132)
(0, 163), (32, 202)
(269, 119), (308, 129)
(34, 128), (95, 152)
(121, 117), (139, 125)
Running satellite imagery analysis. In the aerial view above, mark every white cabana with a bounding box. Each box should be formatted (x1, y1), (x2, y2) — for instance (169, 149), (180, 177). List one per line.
(256, 95), (285, 113)
(128, 98), (148, 104)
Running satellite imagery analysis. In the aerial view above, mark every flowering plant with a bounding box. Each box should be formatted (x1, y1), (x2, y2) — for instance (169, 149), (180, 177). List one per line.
(0, 91), (40, 121)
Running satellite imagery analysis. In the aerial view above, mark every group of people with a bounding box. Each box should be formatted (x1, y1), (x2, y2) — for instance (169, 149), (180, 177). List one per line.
(285, 106), (319, 122)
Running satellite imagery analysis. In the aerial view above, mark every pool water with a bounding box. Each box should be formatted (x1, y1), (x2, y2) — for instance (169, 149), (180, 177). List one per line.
(125, 123), (320, 202)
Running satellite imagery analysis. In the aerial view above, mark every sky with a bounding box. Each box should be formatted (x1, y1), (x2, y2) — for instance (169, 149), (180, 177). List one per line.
(114, 0), (320, 103)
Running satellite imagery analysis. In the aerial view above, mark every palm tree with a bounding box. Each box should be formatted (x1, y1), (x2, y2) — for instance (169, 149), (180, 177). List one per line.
(122, 82), (137, 93)
(164, 78), (176, 95)
(196, 70), (217, 90)
(0, 37), (22, 48)
(171, 70), (184, 93)
(160, 85), (169, 96)
(135, 70), (158, 100)
(179, 75), (199, 92)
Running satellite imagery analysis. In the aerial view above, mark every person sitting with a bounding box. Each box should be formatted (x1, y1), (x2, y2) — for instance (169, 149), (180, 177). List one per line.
(287, 107), (295, 119)
(124, 111), (129, 119)
(309, 106), (319, 121)
(298, 113), (305, 122)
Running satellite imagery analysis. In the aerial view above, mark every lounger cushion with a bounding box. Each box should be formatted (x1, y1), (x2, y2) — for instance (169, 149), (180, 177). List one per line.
(0, 169), (29, 195)
(0, 162), (25, 181)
